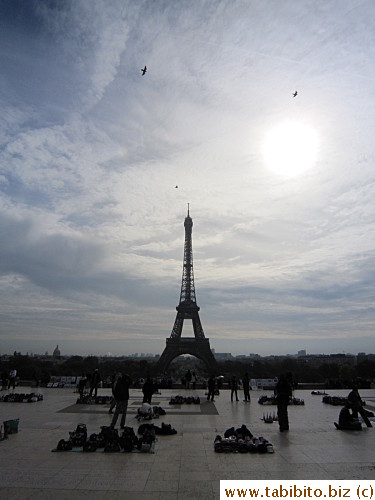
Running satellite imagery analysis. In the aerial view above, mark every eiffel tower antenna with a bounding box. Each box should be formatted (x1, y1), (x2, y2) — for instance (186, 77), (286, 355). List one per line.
(155, 208), (217, 373)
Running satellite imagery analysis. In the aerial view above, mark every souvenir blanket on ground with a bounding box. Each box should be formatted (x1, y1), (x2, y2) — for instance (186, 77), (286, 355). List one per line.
(52, 423), (156, 453)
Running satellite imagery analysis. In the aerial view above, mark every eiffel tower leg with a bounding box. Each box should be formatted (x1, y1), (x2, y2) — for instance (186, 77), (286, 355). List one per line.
(155, 343), (177, 374)
(155, 338), (218, 374)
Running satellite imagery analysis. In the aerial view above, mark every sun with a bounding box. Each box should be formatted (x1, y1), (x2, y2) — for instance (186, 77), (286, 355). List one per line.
(263, 121), (319, 177)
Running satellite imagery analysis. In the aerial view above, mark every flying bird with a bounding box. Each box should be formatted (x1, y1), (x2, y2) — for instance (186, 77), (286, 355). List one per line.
(141, 66), (147, 75)
(175, 185), (178, 188)
(293, 90), (298, 97)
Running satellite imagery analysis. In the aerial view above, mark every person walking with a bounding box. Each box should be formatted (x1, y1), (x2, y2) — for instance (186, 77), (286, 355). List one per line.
(230, 375), (239, 402)
(243, 372), (251, 402)
(111, 373), (131, 429)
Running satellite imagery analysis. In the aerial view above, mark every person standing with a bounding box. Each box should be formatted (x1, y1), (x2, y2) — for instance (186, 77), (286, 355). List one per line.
(142, 375), (154, 404)
(108, 372), (120, 414)
(111, 373), (131, 429)
(8, 368), (17, 390)
(89, 368), (101, 398)
(185, 370), (192, 389)
(207, 375), (215, 402)
(243, 372), (251, 402)
(275, 373), (292, 432)
(78, 373), (87, 398)
(1, 370), (8, 390)
(192, 372), (198, 390)
(230, 375), (239, 402)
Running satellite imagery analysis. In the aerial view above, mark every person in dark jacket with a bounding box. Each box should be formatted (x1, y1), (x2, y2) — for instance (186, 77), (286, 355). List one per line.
(207, 375), (215, 402)
(337, 402), (362, 430)
(230, 375), (239, 402)
(111, 373), (131, 429)
(142, 375), (154, 404)
(275, 373), (292, 432)
(89, 369), (101, 398)
(108, 372), (120, 414)
(243, 372), (251, 402)
(347, 385), (372, 427)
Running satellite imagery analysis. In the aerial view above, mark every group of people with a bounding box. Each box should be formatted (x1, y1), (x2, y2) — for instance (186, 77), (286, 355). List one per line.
(183, 370), (198, 389)
(1, 368), (17, 390)
(77, 369), (102, 398)
(337, 386), (373, 430)
(102, 370), (373, 434)
(228, 373), (251, 402)
(107, 373), (155, 429)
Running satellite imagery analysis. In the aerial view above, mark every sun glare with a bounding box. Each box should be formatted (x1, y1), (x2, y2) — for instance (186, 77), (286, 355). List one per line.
(263, 121), (319, 177)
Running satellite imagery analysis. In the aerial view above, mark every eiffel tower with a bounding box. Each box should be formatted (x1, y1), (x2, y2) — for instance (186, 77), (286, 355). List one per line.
(156, 206), (217, 373)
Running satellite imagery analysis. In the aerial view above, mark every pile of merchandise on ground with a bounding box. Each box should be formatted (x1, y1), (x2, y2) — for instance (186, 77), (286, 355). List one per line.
(138, 422), (177, 436)
(0, 393), (43, 403)
(76, 395), (112, 405)
(322, 395), (348, 406)
(169, 395), (200, 405)
(214, 425), (274, 454)
(258, 395), (304, 405)
(53, 421), (177, 453)
(136, 403), (166, 421)
(261, 412), (278, 423)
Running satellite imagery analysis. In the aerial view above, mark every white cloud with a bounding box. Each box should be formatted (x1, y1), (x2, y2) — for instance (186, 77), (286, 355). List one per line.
(1, 0), (375, 356)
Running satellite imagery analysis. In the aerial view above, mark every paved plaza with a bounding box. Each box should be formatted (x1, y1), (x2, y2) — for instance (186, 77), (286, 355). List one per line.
(0, 386), (374, 499)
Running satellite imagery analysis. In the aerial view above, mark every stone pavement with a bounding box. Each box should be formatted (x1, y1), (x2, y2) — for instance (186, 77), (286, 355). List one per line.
(0, 387), (374, 499)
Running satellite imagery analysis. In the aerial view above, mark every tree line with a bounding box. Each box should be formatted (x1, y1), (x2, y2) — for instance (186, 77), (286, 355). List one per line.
(1, 354), (374, 388)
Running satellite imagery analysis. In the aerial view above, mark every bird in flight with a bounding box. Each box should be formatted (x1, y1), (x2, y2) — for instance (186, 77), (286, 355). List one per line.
(175, 185), (178, 188)
(293, 90), (298, 97)
(141, 66), (147, 76)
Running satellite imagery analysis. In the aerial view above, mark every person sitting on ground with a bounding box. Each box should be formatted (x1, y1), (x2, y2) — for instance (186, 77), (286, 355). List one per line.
(336, 402), (362, 430)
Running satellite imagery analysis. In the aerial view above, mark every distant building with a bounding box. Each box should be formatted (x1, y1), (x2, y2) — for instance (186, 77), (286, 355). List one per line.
(297, 350), (306, 357)
(214, 352), (233, 360)
(53, 345), (61, 358)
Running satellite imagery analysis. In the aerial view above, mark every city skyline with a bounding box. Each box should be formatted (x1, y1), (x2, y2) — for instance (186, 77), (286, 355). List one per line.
(1, 1), (375, 357)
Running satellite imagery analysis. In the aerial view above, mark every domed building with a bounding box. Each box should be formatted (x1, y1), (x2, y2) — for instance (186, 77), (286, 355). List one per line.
(53, 345), (61, 358)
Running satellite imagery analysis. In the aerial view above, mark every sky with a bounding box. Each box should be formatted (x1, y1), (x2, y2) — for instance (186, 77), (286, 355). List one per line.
(1, 0), (375, 358)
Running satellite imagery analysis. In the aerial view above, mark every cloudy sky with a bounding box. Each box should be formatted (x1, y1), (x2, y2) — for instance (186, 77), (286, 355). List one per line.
(1, 0), (375, 357)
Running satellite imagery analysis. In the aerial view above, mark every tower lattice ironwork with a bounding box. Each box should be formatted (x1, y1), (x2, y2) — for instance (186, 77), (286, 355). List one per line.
(156, 206), (217, 373)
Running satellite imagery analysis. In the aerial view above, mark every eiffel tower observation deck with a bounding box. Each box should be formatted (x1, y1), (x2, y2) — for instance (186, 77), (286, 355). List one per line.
(156, 206), (217, 373)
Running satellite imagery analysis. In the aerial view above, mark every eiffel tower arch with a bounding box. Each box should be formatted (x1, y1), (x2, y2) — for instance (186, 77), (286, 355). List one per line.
(156, 207), (217, 373)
